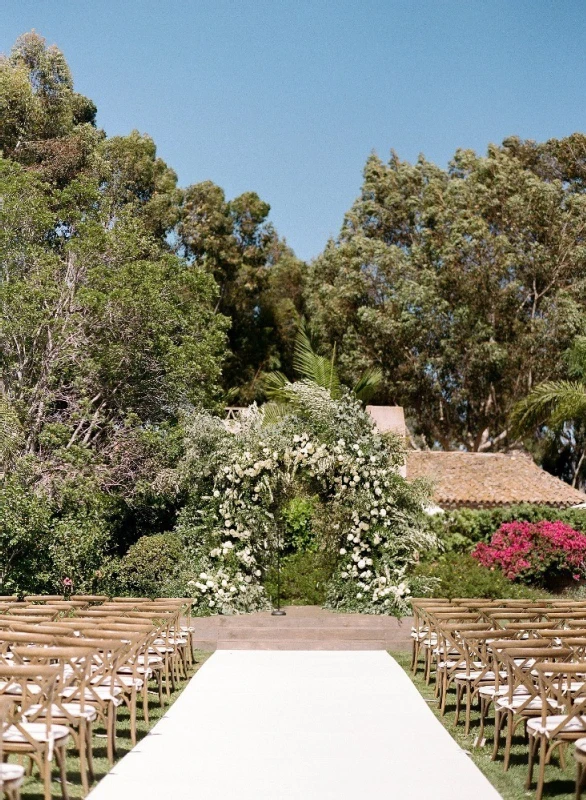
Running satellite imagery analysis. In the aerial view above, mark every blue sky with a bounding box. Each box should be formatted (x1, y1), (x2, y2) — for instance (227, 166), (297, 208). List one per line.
(3, 1), (586, 260)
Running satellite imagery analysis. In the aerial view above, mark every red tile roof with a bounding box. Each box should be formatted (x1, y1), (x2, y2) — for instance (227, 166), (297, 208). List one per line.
(406, 451), (586, 509)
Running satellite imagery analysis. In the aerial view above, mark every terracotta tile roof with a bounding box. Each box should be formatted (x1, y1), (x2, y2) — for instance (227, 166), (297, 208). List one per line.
(406, 451), (586, 509)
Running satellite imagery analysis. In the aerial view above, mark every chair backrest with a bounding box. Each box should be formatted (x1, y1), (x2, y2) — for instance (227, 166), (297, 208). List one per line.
(534, 661), (586, 737)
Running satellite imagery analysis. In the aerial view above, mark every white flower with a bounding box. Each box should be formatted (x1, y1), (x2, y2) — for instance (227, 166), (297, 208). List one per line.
(379, 508), (386, 517)
(358, 559), (366, 569)
(339, 548), (347, 555)
(199, 572), (208, 580)
(213, 489), (220, 498)
(206, 580), (214, 588)
(255, 569), (262, 577)
(356, 593), (363, 599)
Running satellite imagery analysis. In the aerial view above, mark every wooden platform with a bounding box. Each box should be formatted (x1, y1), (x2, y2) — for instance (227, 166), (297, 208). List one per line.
(189, 605), (414, 651)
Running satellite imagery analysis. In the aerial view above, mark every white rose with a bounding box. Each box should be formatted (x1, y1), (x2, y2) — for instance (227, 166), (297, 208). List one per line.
(339, 548), (347, 555)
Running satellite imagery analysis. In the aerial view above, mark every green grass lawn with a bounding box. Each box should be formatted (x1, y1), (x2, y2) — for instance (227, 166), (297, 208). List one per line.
(390, 651), (578, 800)
(16, 650), (211, 800)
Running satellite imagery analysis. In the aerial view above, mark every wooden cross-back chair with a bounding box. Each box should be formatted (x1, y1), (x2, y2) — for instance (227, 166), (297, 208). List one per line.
(0, 697), (25, 800)
(528, 661), (586, 800)
(492, 645), (573, 772)
(11, 645), (96, 796)
(0, 664), (70, 800)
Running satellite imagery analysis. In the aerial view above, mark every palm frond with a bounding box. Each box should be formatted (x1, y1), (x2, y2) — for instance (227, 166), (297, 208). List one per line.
(261, 401), (290, 427)
(352, 367), (383, 403)
(511, 380), (586, 435)
(260, 371), (290, 401)
(292, 325), (341, 398)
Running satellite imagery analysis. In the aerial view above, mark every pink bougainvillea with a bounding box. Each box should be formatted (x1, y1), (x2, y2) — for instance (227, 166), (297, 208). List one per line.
(472, 521), (586, 584)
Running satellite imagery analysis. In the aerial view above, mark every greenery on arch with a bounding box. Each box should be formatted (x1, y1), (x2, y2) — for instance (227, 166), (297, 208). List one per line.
(171, 382), (436, 616)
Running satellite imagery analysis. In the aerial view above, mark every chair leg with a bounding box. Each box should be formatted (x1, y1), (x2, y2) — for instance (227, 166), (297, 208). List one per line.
(142, 682), (149, 725)
(56, 746), (69, 800)
(43, 752), (52, 800)
(536, 736), (548, 800)
(454, 682), (461, 724)
(87, 720), (95, 784)
(577, 760), (584, 800)
(492, 708), (503, 761)
(527, 733), (536, 789)
(477, 696), (488, 746)
(503, 712), (513, 771)
(465, 684), (472, 735)
(130, 687), (137, 746)
(78, 720), (89, 796)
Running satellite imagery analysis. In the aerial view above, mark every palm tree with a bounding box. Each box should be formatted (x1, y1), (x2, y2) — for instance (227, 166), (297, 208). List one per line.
(261, 321), (382, 421)
(511, 337), (586, 484)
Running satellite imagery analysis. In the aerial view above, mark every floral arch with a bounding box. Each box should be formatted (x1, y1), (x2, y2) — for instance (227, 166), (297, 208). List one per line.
(174, 383), (435, 616)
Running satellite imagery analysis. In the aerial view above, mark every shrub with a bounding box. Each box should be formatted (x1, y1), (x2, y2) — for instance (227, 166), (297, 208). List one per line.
(472, 521), (586, 588)
(264, 550), (332, 606)
(413, 553), (548, 600)
(118, 533), (183, 597)
(430, 505), (586, 555)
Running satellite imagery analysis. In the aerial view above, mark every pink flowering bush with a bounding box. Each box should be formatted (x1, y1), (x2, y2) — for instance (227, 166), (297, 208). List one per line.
(472, 521), (586, 587)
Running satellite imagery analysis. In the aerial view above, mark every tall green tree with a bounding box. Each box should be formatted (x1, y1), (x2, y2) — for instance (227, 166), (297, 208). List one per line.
(306, 140), (586, 451)
(179, 181), (305, 401)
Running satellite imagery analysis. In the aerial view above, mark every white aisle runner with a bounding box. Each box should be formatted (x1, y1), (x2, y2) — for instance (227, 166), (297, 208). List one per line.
(89, 650), (501, 799)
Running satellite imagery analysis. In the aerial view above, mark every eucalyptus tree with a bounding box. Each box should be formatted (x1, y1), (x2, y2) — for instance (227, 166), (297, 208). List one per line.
(306, 139), (586, 451)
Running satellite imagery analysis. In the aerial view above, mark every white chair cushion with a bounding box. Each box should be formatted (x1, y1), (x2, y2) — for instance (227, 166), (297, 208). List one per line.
(4, 721), (70, 744)
(527, 715), (586, 736)
(0, 762), (25, 783)
(25, 702), (98, 722)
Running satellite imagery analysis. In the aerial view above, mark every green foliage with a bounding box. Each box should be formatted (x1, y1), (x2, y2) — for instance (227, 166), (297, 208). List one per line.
(305, 139), (586, 453)
(0, 467), (51, 593)
(282, 496), (317, 553)
(429, 505), (586, 555)
(117, 533), (183, 598)
(264, 550), (331, 606)
(173, 383), (434, 615)
(413, 553), (548, 600)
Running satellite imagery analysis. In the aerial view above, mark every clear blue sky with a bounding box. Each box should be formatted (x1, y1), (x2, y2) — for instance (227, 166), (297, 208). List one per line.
(3, 1), (586, 260)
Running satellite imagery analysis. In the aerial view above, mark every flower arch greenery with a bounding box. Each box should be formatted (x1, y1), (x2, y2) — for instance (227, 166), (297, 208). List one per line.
(171, 382), (436, 615)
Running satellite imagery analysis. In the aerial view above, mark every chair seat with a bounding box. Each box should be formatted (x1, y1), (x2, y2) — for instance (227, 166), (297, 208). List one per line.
(26, 702), (98, 722)
(0, 681), (41, 696)
(0, 762), (25, 784)
(3, 721), (70, 745)
(116, 674), (144, 690)
(496, 695), (560, 712)
(527, 715), (586, 736)
(138, 654), (163, 665)
(455, 670), (506, 682)
(479, 685), (529, 699)
(155, 637), (187, 646)
(62, 684), (123, 706)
